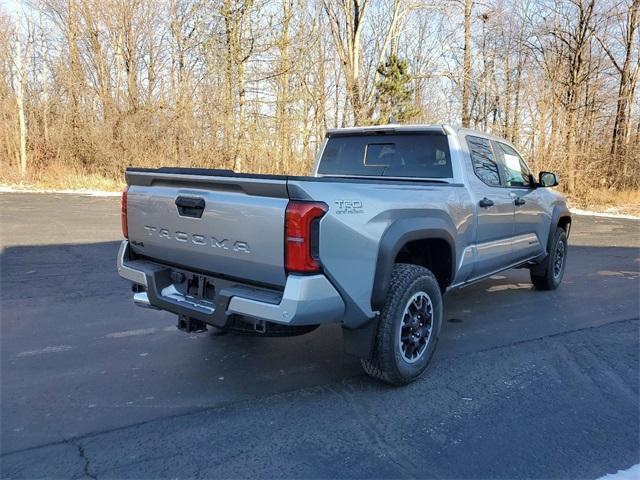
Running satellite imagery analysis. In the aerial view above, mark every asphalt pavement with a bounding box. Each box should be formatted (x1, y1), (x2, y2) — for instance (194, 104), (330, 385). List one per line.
(1, 192), (638, 479)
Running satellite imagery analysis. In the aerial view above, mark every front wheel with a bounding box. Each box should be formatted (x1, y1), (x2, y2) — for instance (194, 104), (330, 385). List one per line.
(361, 264), (443, 385)
(530, 227), (568, 290)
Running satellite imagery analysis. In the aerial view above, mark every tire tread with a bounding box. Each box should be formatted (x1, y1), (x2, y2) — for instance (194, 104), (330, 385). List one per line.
(531, 227), (567, 290)
(361, 263), (441, 385)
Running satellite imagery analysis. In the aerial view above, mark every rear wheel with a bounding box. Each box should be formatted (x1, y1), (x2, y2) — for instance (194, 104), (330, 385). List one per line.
(530, 227), (568, 290)
(361, 264), (442, 385)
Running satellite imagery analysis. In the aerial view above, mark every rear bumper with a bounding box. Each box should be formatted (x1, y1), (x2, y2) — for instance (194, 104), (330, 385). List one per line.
(116, 240), (344, 326)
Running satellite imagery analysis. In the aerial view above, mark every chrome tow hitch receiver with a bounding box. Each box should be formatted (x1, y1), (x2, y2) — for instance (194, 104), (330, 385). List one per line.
(177, 314), (208, 333)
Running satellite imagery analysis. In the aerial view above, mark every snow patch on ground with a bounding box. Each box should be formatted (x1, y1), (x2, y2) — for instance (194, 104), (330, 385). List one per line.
(0, 185), (121, 196)
(106, 328), (158, 338)
(16, 345), (74, 357)
(570, 207), (640, 220)
(597, 464), (640, 480)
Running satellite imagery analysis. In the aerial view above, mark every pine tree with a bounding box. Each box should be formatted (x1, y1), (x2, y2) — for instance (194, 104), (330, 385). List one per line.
(375, 54), (421, 124)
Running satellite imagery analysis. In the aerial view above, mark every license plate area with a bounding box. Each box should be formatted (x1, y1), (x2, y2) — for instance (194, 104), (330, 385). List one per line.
(183, 273), (216, 304)
(154, 269), (218, 318)
(144, 262), (284, 328)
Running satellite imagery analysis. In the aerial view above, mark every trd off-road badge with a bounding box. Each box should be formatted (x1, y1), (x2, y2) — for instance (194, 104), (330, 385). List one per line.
(334, 200), (364, 214)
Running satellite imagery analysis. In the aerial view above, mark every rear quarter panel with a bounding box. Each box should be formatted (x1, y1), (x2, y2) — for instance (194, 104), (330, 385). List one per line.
(288, 179), (474, 327)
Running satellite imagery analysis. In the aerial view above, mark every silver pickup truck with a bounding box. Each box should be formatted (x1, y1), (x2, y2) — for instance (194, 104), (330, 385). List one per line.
(117, 125), (571, 385)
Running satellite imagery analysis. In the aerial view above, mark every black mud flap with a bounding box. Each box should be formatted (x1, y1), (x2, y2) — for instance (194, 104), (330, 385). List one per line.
(342, 319), (379, 359)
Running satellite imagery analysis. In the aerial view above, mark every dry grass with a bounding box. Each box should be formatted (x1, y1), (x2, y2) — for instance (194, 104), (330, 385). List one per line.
(2, 165), (638, 218)
(0, 165), (124, 192)
(567, 189), (640, 217)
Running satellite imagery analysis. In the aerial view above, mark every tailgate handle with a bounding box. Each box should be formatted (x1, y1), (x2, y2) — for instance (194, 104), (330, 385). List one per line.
(175, 196), (205, 218)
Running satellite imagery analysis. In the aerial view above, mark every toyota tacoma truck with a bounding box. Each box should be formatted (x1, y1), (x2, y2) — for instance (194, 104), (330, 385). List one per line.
(117, 125), (571, 385)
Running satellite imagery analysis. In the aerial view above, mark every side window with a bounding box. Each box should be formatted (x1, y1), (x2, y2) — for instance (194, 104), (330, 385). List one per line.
(466, 136), (501, 187)
(495, 142), (532, 188)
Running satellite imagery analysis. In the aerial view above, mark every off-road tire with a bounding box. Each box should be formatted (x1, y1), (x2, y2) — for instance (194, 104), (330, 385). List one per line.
(361, 263), (443, 386)
(530, 227), (568, 290)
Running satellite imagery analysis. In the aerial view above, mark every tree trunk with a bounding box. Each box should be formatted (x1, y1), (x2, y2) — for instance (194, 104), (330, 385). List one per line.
(511, 37), (524, 143)
(461, 0), (472, 127)
(222, 0), (235, 167)
(610, 0), (639, 157)
(234, 63), (245, 172)
(15, 13), (27, 179)
(350, 1), (364, 125)
(67, 0), (83, 140)
(275, 0), (292, 172)
(121, 0), (139, 112)
(40, 12), (49, 144)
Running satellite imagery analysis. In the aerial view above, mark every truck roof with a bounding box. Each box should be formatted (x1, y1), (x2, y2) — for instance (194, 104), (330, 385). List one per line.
(325, 124), (450, 136)
(325, 124), (516, 146)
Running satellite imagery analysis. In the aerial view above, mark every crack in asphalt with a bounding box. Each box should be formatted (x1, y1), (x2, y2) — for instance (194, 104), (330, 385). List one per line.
(60, 436), (97, 480)
(2, 316), (638, 463)
(473, 316), (639, 354)
(332, 383), (420, 479)
(76, 442), (97, 480)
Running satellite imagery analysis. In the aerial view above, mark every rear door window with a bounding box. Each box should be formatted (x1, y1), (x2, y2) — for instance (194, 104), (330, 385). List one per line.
(466, 136), (501, 187)
(317, 133), (453, 178)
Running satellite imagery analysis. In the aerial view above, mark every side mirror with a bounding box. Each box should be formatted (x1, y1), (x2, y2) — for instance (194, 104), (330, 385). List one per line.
(539, 171), (559, 187)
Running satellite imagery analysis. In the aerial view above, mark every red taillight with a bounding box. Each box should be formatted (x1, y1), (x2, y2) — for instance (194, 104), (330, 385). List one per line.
(121, 186), (129, 238)
(285, 201), (328, 273)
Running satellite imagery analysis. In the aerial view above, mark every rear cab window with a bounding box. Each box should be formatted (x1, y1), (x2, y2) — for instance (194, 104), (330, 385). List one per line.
(317, 133), (453, 179)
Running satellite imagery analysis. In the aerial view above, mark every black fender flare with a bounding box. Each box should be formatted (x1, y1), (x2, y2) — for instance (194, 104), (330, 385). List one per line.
(530, 205), (571, 276)
(547, 205), (572, 254)
(370, 217), (457, 311)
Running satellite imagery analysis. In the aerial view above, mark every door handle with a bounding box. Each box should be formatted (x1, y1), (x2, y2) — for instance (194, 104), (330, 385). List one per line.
(175, 196), (205, 218)
(478, 197), (494, 208)
(514, 197), (526, 206)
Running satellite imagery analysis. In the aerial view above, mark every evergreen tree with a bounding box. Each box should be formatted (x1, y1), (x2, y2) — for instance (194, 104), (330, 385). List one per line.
(375, 54), (421, 124)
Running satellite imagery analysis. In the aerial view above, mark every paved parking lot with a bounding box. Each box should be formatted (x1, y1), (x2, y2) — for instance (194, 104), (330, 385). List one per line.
(1, 192), (638, 478)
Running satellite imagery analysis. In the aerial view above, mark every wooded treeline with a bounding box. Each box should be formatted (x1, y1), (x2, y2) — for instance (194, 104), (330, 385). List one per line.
(1, 0), (639, 198)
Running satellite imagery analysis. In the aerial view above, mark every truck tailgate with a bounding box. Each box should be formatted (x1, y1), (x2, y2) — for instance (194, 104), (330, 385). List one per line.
(125, 169), (289, 287)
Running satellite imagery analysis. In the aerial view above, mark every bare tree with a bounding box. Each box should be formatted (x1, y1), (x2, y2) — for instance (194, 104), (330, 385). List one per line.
(461, 0), (472, 127)
(0, 0), (637, 206)
(598, 0), (639, 159)
(14, 9), (27, 179)
(323, 0), (405, 125)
